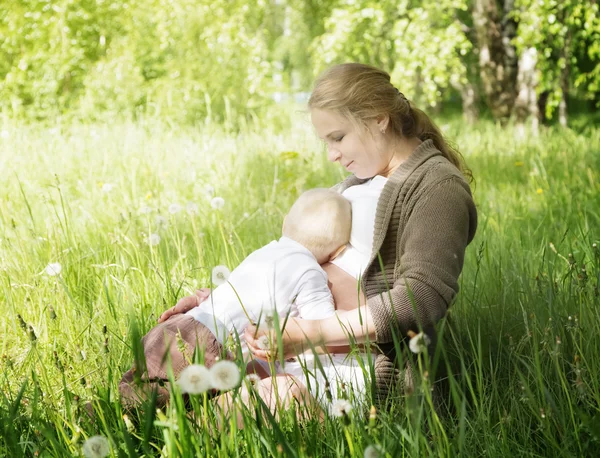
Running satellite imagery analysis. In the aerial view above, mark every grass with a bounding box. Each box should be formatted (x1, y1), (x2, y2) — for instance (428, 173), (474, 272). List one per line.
(0, 114), (599, 457)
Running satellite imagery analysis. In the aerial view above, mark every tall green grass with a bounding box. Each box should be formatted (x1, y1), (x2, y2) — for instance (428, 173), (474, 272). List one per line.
(1, 115), (599, 457)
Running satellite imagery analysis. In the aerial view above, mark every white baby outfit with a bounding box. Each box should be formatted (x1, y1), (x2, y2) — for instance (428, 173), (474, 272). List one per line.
(186, 236), (334, 352)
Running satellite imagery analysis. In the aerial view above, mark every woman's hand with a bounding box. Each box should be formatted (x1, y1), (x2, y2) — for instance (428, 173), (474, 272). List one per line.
(244, 318), (319, 361)
(157, 288), (211, 323)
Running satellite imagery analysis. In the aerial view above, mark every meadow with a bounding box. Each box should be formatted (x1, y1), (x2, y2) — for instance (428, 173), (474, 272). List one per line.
(1, 113), (599, 457)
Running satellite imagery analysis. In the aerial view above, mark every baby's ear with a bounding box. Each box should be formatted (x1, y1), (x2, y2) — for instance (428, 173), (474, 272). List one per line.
(329, 244), (347, 262)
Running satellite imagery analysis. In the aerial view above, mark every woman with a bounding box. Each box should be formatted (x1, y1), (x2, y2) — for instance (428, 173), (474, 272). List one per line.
(160, 63), (477, 416)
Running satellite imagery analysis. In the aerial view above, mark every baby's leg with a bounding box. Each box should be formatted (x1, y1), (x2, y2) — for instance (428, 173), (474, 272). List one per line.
(214, 374), (323, 429)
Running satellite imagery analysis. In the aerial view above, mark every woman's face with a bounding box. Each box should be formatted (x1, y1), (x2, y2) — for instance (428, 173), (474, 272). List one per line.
(311, 108), (390, 179)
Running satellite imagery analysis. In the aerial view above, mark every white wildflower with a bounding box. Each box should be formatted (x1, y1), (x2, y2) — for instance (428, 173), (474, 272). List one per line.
(82, 435), (110, 458)
(209, 360), (241, 391)
(45, 262), (62, 276)
(210, 196), (225, 210)
(245, 373), (262, 387)
(364, 444), (384, 458)
(177, 364), (212, 394)
(147, 233), (161, 246)
(168, 203), (182, 214)
(155, 215), (168, 227)
(139, 205), (153, 214)
(101, 183), (114, 193)
(205, 184), (215, 197)
(211, 265), (230, 286)
(331, 399), (353, 417)
(186, 202), (199, 215)
(243, 212), (250, 218)
(408, 332), (431, 354)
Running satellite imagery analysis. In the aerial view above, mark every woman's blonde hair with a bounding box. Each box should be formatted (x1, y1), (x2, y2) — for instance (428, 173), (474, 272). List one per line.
(308, 63), (472, 182)
(283, 188), (351, 261)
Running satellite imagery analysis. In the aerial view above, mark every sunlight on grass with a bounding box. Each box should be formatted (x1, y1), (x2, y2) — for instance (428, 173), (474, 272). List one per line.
(1, 117), (599, 456)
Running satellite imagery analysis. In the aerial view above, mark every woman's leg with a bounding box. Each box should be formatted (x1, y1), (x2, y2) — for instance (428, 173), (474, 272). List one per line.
(214, 375), (323, 429)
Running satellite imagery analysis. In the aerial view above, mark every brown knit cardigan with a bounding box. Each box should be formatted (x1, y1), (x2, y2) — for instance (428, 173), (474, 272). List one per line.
(334, 139), (478, 400)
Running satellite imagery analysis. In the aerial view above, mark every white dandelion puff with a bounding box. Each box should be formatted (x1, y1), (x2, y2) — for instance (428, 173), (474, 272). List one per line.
(245, 373), (262, 387)
(155, 215), (168, 227)
(209, 360), (241, 391)
(177, 364), (212, 394)
(256, 335), (271, 351)
(186, 202), (199, 215)
(331, 399), (353, 418)
(205, 185), (215, 197)
(408, 332), (431, 354)
(243, 212), (250, 218)
(101, 183), (114, 193)
(139, 205), (153, 214)
(364, 444), (384, 458)
(198, 231), (206, 238)
(45, 262), (62, 276)
(212, 265), (231, 286)
(82, 435), (110, 458)
(210, 196), (225, 210)
(168, 203), (182, 214)
(147, 233), (161, 246)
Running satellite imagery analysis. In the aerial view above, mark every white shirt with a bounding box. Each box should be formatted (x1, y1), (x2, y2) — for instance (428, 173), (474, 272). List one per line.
(331, 175), (388, 279)
(186, 236), (334, 344)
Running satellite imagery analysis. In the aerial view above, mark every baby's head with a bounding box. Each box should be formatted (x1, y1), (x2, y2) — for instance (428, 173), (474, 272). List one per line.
(282, 188), (351, 264)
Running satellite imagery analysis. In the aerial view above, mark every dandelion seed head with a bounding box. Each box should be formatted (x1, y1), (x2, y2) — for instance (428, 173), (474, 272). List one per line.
(155, 215), (168, 227)
(205, 185), (215, 197)
(210, 360), (241, 391)
(245, 373), (261, 387)
(331, 399), (353, 418)
(82, 435), (110, 458)
(45, 262), (62, 276)
(256, 335), (271, 350)
(364, 444), (384, 458)
(186, 202), (199, 215)
(210, 196), (225, 210)
(101, 183), (114, 193)
(147, 233), (161, 246)
(139, 205), (153, 214)
(177, 364), (212, 394)
(408, 332), (431, 354)
(168, 203), (182, 214)
(212, 265), (231, 286)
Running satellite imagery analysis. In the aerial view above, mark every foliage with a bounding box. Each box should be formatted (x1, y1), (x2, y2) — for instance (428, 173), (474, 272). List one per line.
(514, 0), (600, 118)
(0, 0), (599, 123)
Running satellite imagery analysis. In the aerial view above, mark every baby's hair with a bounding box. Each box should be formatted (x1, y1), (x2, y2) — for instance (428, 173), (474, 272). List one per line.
(283, 188), (351, 261)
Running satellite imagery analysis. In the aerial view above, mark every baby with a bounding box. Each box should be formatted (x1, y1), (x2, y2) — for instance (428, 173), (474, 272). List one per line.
(119, 188), (350, 407)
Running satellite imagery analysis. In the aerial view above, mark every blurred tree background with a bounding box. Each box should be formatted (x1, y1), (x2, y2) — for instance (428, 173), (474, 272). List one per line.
(0, 0), (598, 128)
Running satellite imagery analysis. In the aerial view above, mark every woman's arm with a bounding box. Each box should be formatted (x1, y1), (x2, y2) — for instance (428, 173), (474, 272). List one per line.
(244, 306), (377, 360)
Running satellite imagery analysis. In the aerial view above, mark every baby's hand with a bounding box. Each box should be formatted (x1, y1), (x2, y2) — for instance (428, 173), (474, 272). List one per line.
(157, 288), (211, 323)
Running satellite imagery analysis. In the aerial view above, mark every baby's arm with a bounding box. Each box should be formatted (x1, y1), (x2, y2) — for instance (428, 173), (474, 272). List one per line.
(293, 269), (336, 320)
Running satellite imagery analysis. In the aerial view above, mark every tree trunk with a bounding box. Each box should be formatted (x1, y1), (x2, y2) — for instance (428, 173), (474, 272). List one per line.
(452, 81), (480, 124)
(473, 0), (519, 121)
(558, 41), (570, 127)
(513, 47), (539, 135)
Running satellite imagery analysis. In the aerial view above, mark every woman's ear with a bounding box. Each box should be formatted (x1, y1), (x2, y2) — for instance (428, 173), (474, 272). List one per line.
(376, 115), (390, 134)
(328, 244), (347, 262)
